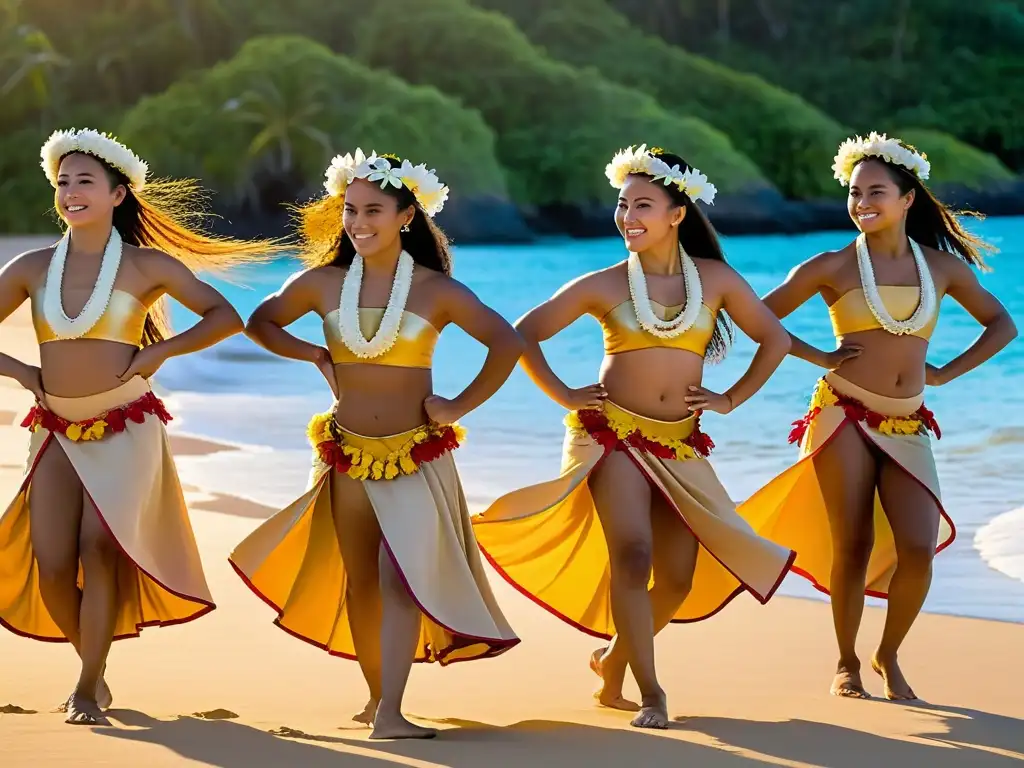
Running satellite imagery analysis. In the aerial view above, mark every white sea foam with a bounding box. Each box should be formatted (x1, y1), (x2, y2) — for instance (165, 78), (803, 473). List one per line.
(976, 507), (1024, 585)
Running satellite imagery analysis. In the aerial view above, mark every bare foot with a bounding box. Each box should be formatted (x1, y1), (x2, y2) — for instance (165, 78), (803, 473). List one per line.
(64, 693), (110, 726)
(370, 712), (438, 740)
(830, 663), (870, 699)
(352, 697), (378, 725)
(55, 675), (112, 713)
(589, 648), (640, 711)
(630, 692), (669, 729)
(871, 654), (916, 701)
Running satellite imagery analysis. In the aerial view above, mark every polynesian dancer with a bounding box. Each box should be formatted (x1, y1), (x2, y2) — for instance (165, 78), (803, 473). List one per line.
(229, 150), (521, 740)
(0, 129), (283, 724)
(472, 146), (797, 729)
(738, 133), (1017, 700)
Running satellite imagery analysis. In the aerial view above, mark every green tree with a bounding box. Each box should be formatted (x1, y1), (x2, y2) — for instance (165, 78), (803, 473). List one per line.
(353, 0), (769, 206)
(119, 36), (509, 209)
(473, 0), (847, 198)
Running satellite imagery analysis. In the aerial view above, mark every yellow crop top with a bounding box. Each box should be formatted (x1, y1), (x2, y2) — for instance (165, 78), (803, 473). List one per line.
(601, 299), (717, 357)
(828, 286), (938, 341)
(31, 287), (147, 346)
(323, 308), (438, 368)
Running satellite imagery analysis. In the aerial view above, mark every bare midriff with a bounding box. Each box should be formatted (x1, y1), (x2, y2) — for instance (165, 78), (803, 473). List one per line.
(599, 347), (705, 421)
(332, 363), (434, 436)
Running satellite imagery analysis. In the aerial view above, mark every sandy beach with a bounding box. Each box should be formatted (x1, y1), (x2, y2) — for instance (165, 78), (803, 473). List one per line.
(1, 237), (1023, 766)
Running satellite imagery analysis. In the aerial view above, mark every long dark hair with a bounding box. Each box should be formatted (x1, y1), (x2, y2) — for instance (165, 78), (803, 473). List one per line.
(64, 152), (284, 346)
(857, 153), (995, 270)
(296, 155), (453, 276)
(631, 148), (733, 362)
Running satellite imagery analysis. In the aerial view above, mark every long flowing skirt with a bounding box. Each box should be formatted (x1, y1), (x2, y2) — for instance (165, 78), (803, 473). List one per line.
(737, 372), (952, 598)
(0, 376), (214, 641)
(472, 401), (796, 639)
(229, 413), (519, 665)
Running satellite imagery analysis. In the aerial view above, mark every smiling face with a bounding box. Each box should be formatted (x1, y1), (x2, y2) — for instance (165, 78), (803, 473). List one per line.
(615, 174), (685, 253)
(55, 152), (126, 228)
(847, 159), (915, 235)
(342, 178), (415, 260)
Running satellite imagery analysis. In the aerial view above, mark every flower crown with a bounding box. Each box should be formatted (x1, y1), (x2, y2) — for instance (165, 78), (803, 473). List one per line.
(832, 132), (930, 186)
(41, 128), (149, 191)
(323, 149), (449, 217)
(605, 144), (717, 205)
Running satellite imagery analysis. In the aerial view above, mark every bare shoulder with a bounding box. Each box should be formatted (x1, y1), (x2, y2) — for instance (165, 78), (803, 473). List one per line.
(128, 246), (185, 277)
(422, 269), (464, 293)
(0, 246), (54, 285)
(289, 264), (340, 289)
(787, 247), (851, 283)
(922, 246), (972, 281)
(564, 262), (624, 295)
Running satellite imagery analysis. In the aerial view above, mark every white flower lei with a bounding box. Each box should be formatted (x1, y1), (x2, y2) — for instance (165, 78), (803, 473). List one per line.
(337, 251), (415, 359)
(606, 144), (717, 205)
(42, 228), (124, 340)
(323, 149), (449, 217)
(40, 128), (149, 191)
(855, 233), (937, 336)
(627, 242), (703, 339)
(833, 132), (930, 186)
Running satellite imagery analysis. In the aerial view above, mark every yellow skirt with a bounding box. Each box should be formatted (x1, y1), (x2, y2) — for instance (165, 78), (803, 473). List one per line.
(228, 414), (520, 665)
(0, 376), (215, 642)
(737, 372), (952, 599)
(472, 401), (796, 639)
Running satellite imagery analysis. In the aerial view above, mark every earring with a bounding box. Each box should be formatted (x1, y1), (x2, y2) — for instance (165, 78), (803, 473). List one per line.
(401, 224), (411, 233)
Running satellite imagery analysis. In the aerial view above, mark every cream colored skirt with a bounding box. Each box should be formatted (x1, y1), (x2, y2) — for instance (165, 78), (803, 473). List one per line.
(738, 372), (951, 598)
(472, 401), (796, 639)
(0, 376), (214, 641)
(229, 414), (519, 664)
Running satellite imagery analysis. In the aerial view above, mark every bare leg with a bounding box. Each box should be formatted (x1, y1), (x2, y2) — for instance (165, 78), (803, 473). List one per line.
(330, 471), (383, 725)
(872, 459), (940, 700)
(65, 498), (119, 726)
(28, 443), (113, 712)
(813, 425), (878, 699)
(596, 494), (698, 712)
(370, 545), (437, 740)
(589, 451), (667, 728)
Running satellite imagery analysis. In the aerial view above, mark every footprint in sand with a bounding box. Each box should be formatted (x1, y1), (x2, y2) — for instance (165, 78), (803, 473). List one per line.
(269, 726), (323, 741)
(1, 704), (38, 715)
(191, 709), (239, 720)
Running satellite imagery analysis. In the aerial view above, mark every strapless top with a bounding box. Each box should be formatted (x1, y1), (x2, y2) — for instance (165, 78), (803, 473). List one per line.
(601, 299), (717, 357)
(323, 308), (438, 368)
(828, 286), (938, 340)
(32, 286), (147, 346)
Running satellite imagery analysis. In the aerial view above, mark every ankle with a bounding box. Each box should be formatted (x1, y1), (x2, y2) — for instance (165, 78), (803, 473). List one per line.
(836, 657), (861, 673)
(873, 648), (898, 666)
(639, 686), (666, 706)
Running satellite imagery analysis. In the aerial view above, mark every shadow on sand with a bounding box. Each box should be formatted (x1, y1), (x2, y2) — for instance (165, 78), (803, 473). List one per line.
(97, 704), (1023, 768)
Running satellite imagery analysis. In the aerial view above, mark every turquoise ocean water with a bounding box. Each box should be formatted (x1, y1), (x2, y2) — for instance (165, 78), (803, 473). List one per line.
(157, 217), (1024, 623)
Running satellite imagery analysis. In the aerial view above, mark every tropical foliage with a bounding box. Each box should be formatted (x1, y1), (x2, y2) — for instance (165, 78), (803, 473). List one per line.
(0, 0), (1018, 234)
